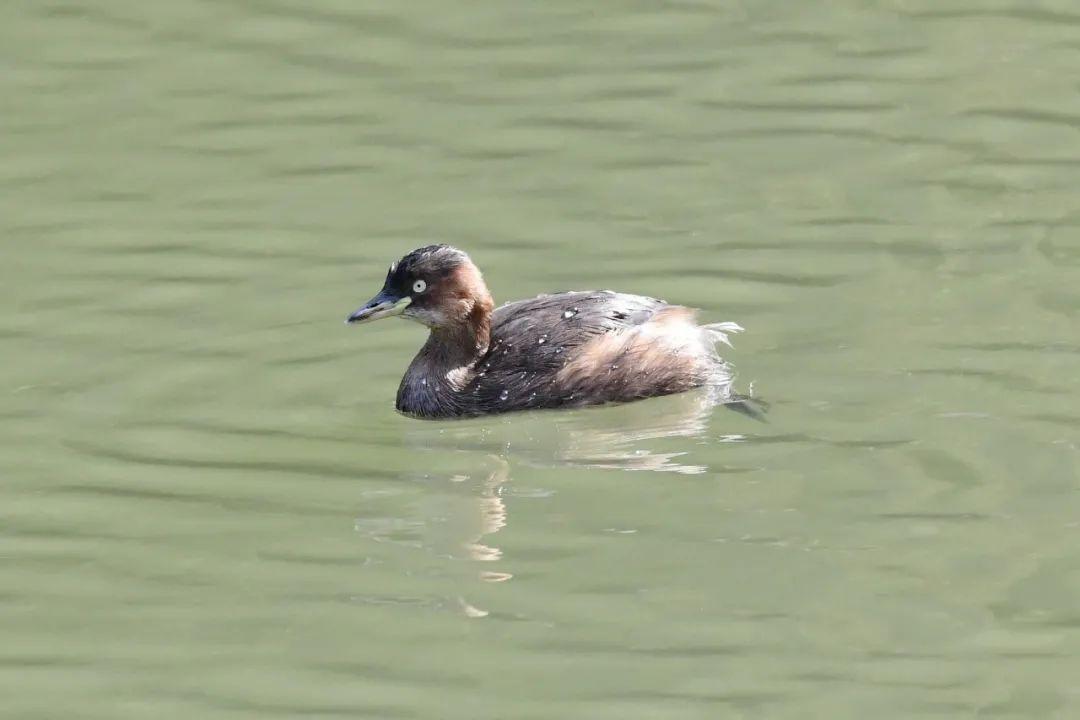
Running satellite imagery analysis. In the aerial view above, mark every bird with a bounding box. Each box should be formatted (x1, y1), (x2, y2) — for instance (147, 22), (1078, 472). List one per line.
(346, 245), (745, 419)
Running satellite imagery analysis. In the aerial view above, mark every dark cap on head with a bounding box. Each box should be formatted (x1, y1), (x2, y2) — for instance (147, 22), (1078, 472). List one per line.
(384, 245), (469, 292)
(346, 245), (477, 325)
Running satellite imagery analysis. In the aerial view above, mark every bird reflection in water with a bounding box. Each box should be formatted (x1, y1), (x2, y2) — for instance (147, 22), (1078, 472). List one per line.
(454, 457), (511, 619)
(406, 386), (757, 617)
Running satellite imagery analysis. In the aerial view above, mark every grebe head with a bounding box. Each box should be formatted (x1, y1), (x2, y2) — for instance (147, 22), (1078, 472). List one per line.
(346, 245), (493, 335)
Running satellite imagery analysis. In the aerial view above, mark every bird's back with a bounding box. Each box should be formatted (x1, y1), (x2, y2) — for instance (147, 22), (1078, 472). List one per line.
(465, 291), (733, 413)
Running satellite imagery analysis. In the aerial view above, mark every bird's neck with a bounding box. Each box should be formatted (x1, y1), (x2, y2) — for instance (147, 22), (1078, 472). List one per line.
(396, 295), (493, 418)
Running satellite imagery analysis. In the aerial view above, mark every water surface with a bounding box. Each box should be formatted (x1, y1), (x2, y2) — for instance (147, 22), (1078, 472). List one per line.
(3, 1), (1080, 718)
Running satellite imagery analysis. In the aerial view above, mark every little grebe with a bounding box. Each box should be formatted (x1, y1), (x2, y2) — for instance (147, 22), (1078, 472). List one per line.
(346, 245), (744, 419)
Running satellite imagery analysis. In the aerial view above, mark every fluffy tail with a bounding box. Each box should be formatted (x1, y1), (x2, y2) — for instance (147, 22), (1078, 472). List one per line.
(703, 321), (744, 348)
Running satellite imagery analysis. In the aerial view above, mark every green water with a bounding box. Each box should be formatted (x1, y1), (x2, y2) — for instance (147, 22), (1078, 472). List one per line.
(3, 1), (1080, 718)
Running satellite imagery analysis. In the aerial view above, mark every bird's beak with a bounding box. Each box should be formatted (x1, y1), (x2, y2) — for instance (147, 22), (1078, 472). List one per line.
(345, 289), (411, 325)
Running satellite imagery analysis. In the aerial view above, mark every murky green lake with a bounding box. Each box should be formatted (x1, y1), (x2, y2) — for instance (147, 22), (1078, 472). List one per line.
(3, 1), (1080, 718)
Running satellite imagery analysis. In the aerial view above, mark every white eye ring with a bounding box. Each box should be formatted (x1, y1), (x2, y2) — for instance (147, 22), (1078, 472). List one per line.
(412, 279), (427, 294)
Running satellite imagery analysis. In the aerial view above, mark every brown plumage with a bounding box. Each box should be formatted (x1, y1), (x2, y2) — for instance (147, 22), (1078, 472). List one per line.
(346, 245), (743, 419)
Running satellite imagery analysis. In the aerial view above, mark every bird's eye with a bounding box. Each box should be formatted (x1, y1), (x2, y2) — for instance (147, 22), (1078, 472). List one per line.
(412, 279), (427, 294)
